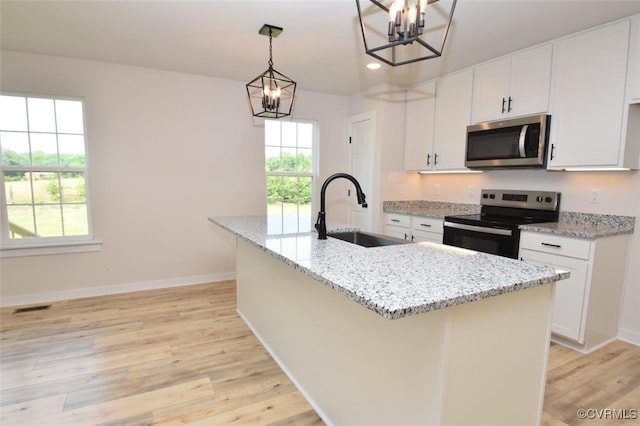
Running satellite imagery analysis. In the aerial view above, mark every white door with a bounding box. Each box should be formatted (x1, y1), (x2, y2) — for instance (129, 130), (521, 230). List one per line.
(349, 114), (375, 232)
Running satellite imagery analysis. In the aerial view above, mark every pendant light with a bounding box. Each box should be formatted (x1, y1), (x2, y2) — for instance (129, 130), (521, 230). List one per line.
(355, 0), (457, 66)
(246, 24), (297, 119)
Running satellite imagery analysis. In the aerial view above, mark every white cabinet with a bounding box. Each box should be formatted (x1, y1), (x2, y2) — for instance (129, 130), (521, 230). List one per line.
(384, 213), (443, 244)
(384, 213), (411, 240)
(519, 231), (630, 353)
(404, 80), (436, 171)
(548, 20), (633, 169)
(472, 44), (552, 123)
(629, 15), (640, 103)
(404, 69), (472, 172)
(410, 216), (444, 243)
(432, 69), (474, 171)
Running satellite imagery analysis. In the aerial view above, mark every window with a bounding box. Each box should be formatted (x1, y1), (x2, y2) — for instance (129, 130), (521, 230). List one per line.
(0, 92), (93, 250)
(265, 119), (316, 234)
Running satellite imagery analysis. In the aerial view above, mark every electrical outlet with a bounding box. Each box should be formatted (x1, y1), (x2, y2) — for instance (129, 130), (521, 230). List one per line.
(590, 188), (601, 204)
(434, 184), (441, 196)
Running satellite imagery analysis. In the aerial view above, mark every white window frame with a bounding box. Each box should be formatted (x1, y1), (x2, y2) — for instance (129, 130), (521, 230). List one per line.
(265, 118), (319, 234)
(0, 91), (101, 258)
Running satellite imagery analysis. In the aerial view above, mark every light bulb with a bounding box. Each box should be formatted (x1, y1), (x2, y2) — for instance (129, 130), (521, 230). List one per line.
(408, 4), (417, 24)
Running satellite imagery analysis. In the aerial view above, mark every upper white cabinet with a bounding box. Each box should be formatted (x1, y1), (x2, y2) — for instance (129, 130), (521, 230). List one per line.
(404, 69), (472, 172)
(629, 15), (640, 102)
(547, 20), (632, 169)
(471, 44), (552, 123)
(432, 69), (473, 171)
(404, 80), (436, 171)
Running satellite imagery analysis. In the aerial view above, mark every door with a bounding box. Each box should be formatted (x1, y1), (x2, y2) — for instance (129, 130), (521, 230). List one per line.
(349, 114), (375, 232)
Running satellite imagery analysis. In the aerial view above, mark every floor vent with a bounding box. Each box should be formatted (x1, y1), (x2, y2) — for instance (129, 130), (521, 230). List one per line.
(13, 305), (52, 314)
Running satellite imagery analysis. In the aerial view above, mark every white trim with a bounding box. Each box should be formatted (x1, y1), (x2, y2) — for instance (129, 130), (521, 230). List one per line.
(0, 239), (102, 258)
(618, 328), (640, 347)
(0, 272), (236, 307)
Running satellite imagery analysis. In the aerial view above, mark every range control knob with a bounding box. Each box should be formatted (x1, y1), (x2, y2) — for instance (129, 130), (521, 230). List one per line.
(536, 196), (544, 202)
(545, 196), (553, 203)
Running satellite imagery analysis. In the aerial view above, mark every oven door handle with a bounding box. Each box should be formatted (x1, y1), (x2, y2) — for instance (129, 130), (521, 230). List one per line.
(518, 124), (528, 158)
(444, 221), (513, 236)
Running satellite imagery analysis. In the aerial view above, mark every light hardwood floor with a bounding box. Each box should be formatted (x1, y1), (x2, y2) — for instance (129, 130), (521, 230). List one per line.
(1, 281), (638, 425)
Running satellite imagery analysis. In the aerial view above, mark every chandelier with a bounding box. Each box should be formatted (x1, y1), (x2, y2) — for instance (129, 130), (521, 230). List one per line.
(246, 24), (297, 119)
(355, 0), (457, 66)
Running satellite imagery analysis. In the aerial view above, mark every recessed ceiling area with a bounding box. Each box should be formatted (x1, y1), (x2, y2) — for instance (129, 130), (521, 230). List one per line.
(1, 0), (639, 96)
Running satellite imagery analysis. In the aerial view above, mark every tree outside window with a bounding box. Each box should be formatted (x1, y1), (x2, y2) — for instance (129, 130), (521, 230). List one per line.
(265, 119), (316, 234)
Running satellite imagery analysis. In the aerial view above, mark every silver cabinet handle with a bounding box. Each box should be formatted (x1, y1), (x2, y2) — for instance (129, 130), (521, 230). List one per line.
(420, 223), (432, 227)
(390, 219), (400, 223)
(443, 221), (512, 236)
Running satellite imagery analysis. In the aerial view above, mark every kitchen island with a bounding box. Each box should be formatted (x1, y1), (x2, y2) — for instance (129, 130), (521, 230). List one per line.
(209, 215), (569, 426)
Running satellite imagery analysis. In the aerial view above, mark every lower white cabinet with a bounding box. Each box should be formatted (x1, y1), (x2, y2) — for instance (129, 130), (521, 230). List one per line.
(384, 213), (443, 244)
(519, 231), (630, 352)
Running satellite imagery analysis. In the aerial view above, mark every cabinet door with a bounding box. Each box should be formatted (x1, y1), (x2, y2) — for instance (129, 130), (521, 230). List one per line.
(411, 229), (442, 244)
(509, 44), (552, 118)
(549, 21), (630, 168)
(630, 16), (640, 102)
(520, 249), (589, 343)
(471, 56), (511, 123)
(384, 224), (409, 240)
(433, 69), (473, 170)
(404, 80), (436, 171)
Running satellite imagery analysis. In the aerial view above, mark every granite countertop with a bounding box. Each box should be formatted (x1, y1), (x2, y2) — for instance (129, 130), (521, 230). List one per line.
(519, 212), (635, 239)
(209, 215), (568, 320)
(385, 201), (635, 239)
(383, 200), (481, 218)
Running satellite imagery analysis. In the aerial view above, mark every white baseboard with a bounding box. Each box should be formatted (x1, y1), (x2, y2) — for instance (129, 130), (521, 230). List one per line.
(0, 272), (236, 307)
(618, 328), (640, 347)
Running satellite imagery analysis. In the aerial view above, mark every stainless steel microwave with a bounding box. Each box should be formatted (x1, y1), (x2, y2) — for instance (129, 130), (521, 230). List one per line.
(465, 114), (551, 169)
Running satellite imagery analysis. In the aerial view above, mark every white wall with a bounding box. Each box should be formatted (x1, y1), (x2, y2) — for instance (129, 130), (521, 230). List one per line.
(0, 50), (349, 303)
(348, 84), (422, 231)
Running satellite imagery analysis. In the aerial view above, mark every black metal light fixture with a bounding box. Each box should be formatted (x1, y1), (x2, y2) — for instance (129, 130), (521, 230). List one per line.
(355, 0), (457, 67)
(246, 24), (297, 119)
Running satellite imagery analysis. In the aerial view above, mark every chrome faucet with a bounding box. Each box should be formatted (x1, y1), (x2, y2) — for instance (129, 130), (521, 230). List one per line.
(315, 173), (368, 240)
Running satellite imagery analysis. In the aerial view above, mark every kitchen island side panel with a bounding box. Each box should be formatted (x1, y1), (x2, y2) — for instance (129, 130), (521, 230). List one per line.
(235, 238), (555, 425)
(236, 238), (449, 425)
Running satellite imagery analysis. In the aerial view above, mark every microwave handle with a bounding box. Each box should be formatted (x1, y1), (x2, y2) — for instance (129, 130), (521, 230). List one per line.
(518, 124), (528, 157)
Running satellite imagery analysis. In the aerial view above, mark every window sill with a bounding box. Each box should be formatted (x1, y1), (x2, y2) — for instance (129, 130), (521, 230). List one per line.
(0, 239), (103, 258)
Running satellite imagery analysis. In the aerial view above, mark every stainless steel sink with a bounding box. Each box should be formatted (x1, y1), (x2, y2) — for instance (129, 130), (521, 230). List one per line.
(328, 231), (410, 248)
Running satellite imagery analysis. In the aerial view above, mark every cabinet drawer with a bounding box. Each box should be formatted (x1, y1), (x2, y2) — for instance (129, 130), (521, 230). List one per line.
(520, 232), (591, 260)
(411, 216), (444, 234)
(385, 213), (410, 228)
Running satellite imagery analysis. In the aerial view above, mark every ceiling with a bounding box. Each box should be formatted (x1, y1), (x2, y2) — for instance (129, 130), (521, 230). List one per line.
(2, 0), (640, 96)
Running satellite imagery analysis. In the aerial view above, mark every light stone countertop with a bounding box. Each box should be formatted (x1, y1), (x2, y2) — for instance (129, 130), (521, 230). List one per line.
(520, 212), (635, 239)
(384, 201), (635, 239)
(209, 215), (568, 320)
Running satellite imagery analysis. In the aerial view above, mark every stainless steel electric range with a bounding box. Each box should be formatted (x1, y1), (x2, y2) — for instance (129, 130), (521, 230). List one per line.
(443, 189), (561, 259)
